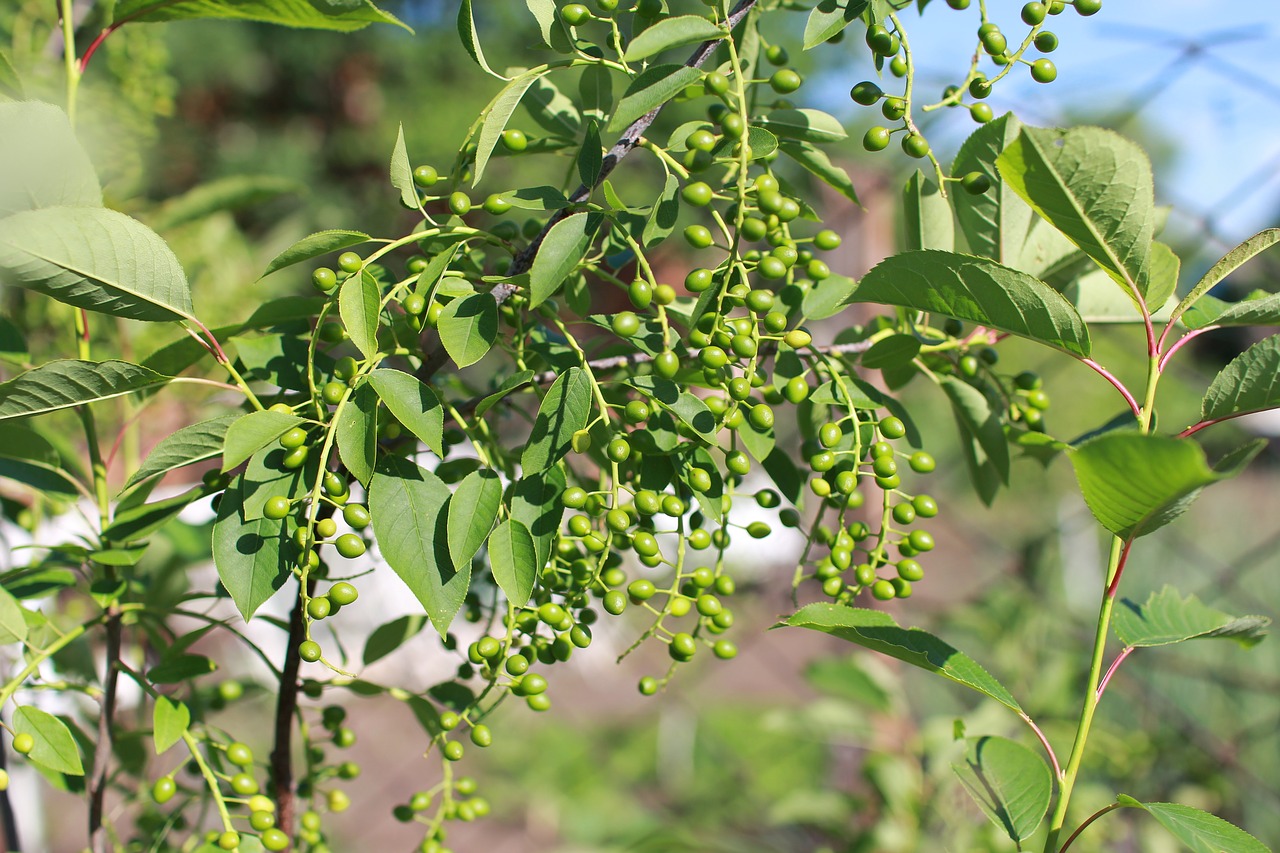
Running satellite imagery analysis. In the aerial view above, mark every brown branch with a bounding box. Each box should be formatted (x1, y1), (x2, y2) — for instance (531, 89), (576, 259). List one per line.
(0, 739), (17, 852)
(88, 607), (121, 853)
(418, 0), (760, 383)
(270, 582), (310, 837)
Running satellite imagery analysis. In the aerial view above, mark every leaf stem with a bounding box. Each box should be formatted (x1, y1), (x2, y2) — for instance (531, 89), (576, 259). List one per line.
(58, 0), (80, 125)
(1079, 358), (1140, 418)
(1058, 801), (1125, 852)
(1096, 645), (1135, 701)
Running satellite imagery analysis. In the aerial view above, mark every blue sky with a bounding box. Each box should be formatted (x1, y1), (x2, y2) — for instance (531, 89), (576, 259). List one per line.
(824, 0), (1279, 260)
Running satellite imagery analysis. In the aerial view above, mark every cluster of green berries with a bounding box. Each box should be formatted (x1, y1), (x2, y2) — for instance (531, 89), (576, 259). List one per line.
(392, 775), (488, 853)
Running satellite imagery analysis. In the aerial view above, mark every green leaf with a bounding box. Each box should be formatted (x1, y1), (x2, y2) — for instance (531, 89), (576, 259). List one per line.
(756, 109), (847, 144)
(369, 457), (467, 636)
(528, 212), (596, 309)
(578, 65), (613, 120)
(474, 369), (534, 418)
(1201, 335), (1280, 422)
(951, 114), (1035, 266)
(1069, 433), (1265, 540)
(1170, 228), (1280, 327)
(903, 170), (953, 252)
(437, 293), (497, 368)
(113, 0), (408, 31)
(124, 415), (237, 490)
(782, 603), (1023, 712)
(149, 174), (301, 232)
(1114, 585), (1269, 649)
(14, 706), (83, 775)
(488, 519), (537, 608)
(0, 316), (27, 364)
(1055, 263), (1177, 325)
(148, 653), (216, 683)
(152, 697), (189, 755)
(802, 273), (858, 321)
(340, 271), (381, 360)
(363, 614), (427, 666)
(852, 250), (1091, 357)
(628, 376), (718, 443)
(211, 483), (289, 621)
(0, 207), (193, 322)
(474, 70), (545, 186)
(259, 229), (369, 278)
(803, 0), (870, 49)
(104, 484), (207, 543)
(446, 469), (502, 567)
(951, 736), (1052, 843)
(523, 76), (581, 137)
(577, 120), (603, 189)
(0, 360), (170, 422)
(0, 102), (101, 216)
(0, 584), (29, 645)
(238, 443), (321, 521)
(521, 367), (591, 473)
(624, 14), (723, 61)
(642, 174), (681, 248)
(389, 124), (418, 209)
(608, 65), (704, 134)
(366, 369), (445, 457)
(510, 467), (564, 575)
(777, 141), (858, 205)
(222, 410), (303, 473)
(1116, 796), (1270, 853)
(861, 334), (921, 371)
(1183, 291), (1280, 330)
(501, 186), (571, 211)
(457, 0), (503, 79)
(997, 126), (1157, 306)
(939, 376), (1010, 484)
(0, 457), (85, 498)
(335, 380), (377, 486)
(0, 50), (24, 100)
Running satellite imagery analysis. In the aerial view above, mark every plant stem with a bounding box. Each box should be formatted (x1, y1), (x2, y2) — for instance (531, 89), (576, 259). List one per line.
(0, 741), (18, 852)
(88, 608), (121, 853)
(1042, 536), (1123, 851)
(270, 584), (309, 836)
(58, 0), (80, 124)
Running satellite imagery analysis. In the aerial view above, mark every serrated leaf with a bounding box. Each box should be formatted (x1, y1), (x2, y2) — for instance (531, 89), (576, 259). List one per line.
(0, 102), (100, 216)
(852, 250), (1091, 357)
(951, 114), (1035, 266)
(489, 519), (537, 608)
(124, 415), (237, 490)
(437, 293), (497, 368)
(447, 469), (502, 568)
(260, 229), (369, 278)
(521, 367), (591, 473)
(152, 697), (189, 755)
(1114, 585), (1269, 649)
(457, 0), (503, 78)
(1182, 291), (1280, 330)
(474, 70), (545, 186)
(149, 174), (300, 232)
(0, 360), (170, 422)
(0, 207), (193, 322)
(389, 124), (417, 208)
(510, 467), (564, 574)
(782, 603), (1022, 712)
(339, 271), (380, 360)
(367, 369), (444, 457)
(222, 410), (304, 473)
(756, 109), (847, 144)
(803, 0), (870, 49)
(802, 273), (858, 321)
(939, 376), (1010, 484)
(113, 0), (409, 31)
(903, 170), (953, 252)
(1201, 335), (1280, 422)
(362, 614), (427, 666)
(997, 126), (1157, 307)
(624, 14), (723, 61)
(1069, 433), (1265, 540)
(14, 706), (83, 775)
(211, 483), (289, 621)
(778, 141), (858, 205)
(529, 212), (596, 309)
(952, 736), (1052, 843)
(1170, 228), (1280, 327)
(369, 457), (467, 636)
(1117, 797), (1270, 853)
(335, 380), (377, 486)
(0, 585), (29, 644)
(608, 65), (703, 134)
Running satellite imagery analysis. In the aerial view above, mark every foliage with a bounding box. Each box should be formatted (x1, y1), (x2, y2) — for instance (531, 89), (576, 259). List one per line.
(0, 0), (1276, 852)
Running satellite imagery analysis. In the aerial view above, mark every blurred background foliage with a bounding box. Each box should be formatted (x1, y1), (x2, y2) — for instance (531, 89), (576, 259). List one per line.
(1, 1), (1277, 850)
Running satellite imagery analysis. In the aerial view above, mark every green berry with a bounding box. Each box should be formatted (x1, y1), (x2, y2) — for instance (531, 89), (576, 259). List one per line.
(863, 126), (891, 152)
(12, 733), (33, 755)
(850, 81), (883, 105)
(682, 181), (714, 207)
(312, 267), (338, 292)
(500, 129), (528, 152)
(770, 69), (802, 94)
(1030, 59), (1057, 83)
(901, 133), (930, 159)
(560, 3), (591, 25)
(335, 533), (366, 559)
(413, 165), (439, 188)
(961, 171), (992, 194)
(611, 311), (641, 337)
(152, 776), (177, 804)
(1074, 0), (1101, 15)
(337, 252), (362, 274)
(298, 641), (322, 662)
(263, 496), (291, 520)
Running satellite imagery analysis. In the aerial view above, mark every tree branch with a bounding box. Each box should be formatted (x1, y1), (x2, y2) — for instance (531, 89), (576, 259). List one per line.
(88, 607), (121, 853)
(270, 582), (310, 836)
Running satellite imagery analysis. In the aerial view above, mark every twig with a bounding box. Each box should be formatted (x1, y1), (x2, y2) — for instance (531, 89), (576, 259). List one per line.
(419, 0), (760, 383)
(88, 606), (121, 853)
(270, 583), (310, 836)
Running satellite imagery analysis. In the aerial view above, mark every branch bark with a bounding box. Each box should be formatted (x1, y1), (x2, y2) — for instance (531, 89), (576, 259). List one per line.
(88, 608), (121, 853)
(270, 582), (310, 836)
